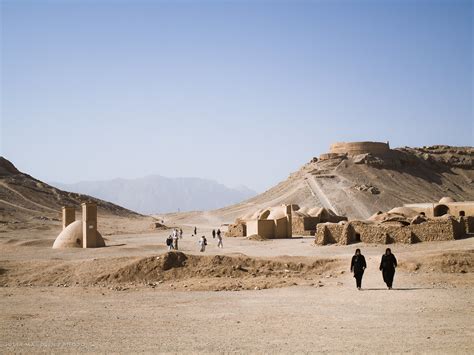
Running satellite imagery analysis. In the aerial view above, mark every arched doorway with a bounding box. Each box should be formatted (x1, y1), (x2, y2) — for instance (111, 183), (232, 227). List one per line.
(434, 204), (449, 216)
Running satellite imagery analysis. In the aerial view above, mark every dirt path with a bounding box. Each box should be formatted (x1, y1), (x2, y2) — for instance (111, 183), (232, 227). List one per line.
(305, 174), (337, 212)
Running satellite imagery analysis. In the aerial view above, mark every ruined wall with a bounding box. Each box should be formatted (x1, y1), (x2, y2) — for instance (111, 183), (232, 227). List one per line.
(315, 218), (464, 245)
(292, 216), (319, 236)
(464, 216), (474, 234)
(330, 141), (390, 156)
(350, 221), (396, 244)
(319, 153), (347, 161)
(315, 223), (344, 245)
(226, 222), (246, 237)
(408, 219), (459, 242)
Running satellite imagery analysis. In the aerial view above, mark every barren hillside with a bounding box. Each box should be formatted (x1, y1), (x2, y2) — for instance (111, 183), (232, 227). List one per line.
(0, 157), (147, 234)
(168, 145), (473, 226)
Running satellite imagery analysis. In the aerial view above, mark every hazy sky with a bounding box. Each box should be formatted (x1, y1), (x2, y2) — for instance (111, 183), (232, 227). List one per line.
(1, 0), (472, 192)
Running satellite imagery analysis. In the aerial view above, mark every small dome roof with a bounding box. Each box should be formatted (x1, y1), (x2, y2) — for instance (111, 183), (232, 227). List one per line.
(368, 211), (385, 221)
(267, 206), (287, 220)
(293, 210), (310, 218)
(248, 209), (264, 220)
(387, 207), (418, 218)
(439, 197), (455, 204)
(241, 209), (260, 220)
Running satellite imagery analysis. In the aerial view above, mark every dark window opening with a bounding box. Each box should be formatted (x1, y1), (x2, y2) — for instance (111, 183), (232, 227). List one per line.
(355, 233), (361, 242)
(434, 204), (449, 217)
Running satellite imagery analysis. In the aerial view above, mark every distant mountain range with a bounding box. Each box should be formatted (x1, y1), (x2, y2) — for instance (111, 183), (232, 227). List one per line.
(50, 176), (257, 214)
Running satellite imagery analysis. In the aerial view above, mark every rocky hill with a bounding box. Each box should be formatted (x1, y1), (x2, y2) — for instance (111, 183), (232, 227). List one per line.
(193, 145), (473, 224)
(0, 157), (142, 228)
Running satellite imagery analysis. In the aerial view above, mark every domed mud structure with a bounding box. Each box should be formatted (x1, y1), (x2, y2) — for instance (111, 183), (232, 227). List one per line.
(53, 221), (105, 249)
(53, 202), (106, 249)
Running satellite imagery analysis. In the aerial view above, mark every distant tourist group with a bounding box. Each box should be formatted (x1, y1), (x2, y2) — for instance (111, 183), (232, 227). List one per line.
(198, 228), (223, 251)
(166, 226), (223, 252)
(166, 228), (183, 250)
(350, 248), (397, 290)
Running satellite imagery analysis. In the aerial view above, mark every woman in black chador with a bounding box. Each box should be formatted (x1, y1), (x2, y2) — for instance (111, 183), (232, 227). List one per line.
(379, 248), (397, 289)
(350, 249), (367, 290)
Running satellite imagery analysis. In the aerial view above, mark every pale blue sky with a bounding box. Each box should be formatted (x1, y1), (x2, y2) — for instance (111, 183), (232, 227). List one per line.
(1, 0), (472, 192)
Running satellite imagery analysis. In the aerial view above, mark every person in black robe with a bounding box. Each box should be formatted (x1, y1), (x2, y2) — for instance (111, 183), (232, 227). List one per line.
(379, 248), (397, 289)
(350, 248), (367, 290)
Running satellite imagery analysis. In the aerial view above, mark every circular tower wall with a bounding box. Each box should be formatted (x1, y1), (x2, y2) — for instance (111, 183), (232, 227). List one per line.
(329, 141), (390, 156)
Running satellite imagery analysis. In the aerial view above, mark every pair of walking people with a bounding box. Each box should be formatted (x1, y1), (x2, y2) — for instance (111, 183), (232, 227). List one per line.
(212, 229), (223, 248)
(350, 248), (397, 290)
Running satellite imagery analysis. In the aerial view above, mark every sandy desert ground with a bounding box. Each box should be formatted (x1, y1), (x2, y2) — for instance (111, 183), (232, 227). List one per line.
(1, 220), (473, 353)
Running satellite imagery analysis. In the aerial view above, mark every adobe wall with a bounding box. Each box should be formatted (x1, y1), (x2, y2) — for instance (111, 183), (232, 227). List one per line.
(403, 202), (474, 218)
(315, 223), (344, 245)
(225, 222), (246, 237)
(274, 218), (289, 239)
(350, 221), (398, 244)
(464, 216), (474, 234)
(246, 220), (259, 237)
(315, 218), (464, 245)
(247, 220), (275, 239)
(292, 216), (319, 236)
(441, 203), (474, 217)
(329, 141), (390, 156)
(408, 219), (460, 242)
(319, 153), (347, 161)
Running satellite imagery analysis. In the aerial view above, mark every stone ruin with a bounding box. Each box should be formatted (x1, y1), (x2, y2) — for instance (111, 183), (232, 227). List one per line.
(226, 204), (347, 239)
(52, 203), (106, 249)
(319, 141), (390, 161)
(315, 197), (474, 245)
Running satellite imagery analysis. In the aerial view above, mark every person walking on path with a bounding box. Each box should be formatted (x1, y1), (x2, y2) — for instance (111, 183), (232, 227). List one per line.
(199, 236), (207, 252)
(194, 226), (197, 236)
(166, 235), (174, 251)
(350, 248), (367, 290)
(173, 232), (179, 250)
(217, 232), (223, 248)
(179, 228), (183, 239)
(216, 229), (221, 240)
(380, 248), (397, 289)
(212, 229), (216, 239)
